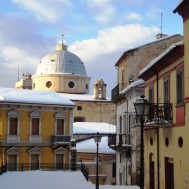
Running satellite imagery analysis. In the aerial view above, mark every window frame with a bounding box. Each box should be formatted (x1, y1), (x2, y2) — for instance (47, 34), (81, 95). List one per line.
(7, 111), (20, 142)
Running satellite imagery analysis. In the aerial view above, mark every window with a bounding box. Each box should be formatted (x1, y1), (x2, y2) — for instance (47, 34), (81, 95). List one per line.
(119, 116), (122, 133)
(176, 70), (183, 104)
(31, 118), (39, 135)
(149, 87), (154, 103)
(9, 118), (18, 135)
(98, 87), (102, 98)
(29, 112), (41, 143)
(77, 106), (82, 111)
(112, 163), (116, 178)
(164, 79), (170, 103)
(55, 113), (65, 135)
(57, 119), (64, 135)
(46, 81), (52, 88)
(68, 81), (74, 88)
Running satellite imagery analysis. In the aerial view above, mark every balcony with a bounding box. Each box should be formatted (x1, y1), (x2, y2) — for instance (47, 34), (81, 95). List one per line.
(52, 135), (71, 144)
(108, 134), (132, 156)
(146, 103), (173, 125)
(111, 83), (127, 101)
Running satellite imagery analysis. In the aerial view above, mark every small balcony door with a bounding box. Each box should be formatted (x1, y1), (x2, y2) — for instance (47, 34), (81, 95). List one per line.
(57, 119), (64, 135)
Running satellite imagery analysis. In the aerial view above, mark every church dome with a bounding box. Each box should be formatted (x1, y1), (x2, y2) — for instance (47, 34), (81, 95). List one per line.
(36, 43), (87, 76)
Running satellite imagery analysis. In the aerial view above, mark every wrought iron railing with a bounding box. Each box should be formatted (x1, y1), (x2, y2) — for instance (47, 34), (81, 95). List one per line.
(1, 163), (82, 173)
(51, 135), (71, 143)
(147, 103), (173, 123)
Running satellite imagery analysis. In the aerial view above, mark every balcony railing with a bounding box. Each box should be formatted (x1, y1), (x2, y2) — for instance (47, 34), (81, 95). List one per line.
(51, 135), (71, 143)
(108, 134), (131, 148)
(111, 83), (127, 101)
(147, 103), (173, 124)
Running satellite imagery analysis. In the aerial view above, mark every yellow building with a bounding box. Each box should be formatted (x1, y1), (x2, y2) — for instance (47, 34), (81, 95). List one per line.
(0, 88), (75, 171)
(138, 1), (189, 188)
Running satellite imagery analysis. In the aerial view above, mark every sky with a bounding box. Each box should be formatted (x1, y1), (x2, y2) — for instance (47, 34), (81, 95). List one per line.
(0, 0), (183, 97)
(0, 171), (139, 189)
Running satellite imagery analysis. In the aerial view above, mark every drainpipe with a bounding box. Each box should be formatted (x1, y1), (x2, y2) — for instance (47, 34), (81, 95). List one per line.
(153, 70), (160, 189)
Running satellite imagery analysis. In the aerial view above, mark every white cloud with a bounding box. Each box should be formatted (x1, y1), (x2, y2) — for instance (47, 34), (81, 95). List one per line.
(12, 0), (73, 22)
(70, 24), (159, 62)
(82, 0), (115, 24)
(125, 12), (142, 22)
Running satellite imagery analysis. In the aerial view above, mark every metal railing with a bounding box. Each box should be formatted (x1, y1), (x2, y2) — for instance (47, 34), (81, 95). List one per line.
(81, 162), (89, 181)
(147, 103), (173, 123)
(0, 163), (82, 174)
(51, 135), (71, 143)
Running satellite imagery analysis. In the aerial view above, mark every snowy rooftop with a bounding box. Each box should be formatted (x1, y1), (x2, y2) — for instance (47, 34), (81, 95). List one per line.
(0, 171), (139, 189)
(73, 122), (116, 134)
(120, 79), (144, 95)
(59, 93), (111, 102)
(0, 87), (75, 106)
(76, 136), (115, 154)
(139, 41), (183, 77)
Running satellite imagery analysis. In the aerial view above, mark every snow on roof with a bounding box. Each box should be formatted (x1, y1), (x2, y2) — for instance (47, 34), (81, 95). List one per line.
(0, 87), (75, 106)
(139, 41), (183, 77)
(116, 34), (182, 66)
(59, 93), (111, 102)
(0, 171), (139, 189)
(120, 79), (144, 95)
(76, 136), (115, 154)
(73, 122), (116, 134)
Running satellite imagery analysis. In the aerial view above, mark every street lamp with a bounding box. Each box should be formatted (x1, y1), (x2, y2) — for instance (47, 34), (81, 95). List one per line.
(94, 132), (102, 189)
(134, 95), (150, 189)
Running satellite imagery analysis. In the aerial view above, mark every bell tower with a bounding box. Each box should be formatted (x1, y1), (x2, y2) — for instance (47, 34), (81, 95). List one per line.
(93, 79), (107, 100)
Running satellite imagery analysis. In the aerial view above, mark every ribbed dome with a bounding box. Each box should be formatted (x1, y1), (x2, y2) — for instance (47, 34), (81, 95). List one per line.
(36, 44), (87, 76)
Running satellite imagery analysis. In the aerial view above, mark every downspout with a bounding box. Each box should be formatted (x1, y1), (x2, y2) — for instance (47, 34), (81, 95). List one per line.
(156, 73), (160, 189)
(153, 70), (160, 189)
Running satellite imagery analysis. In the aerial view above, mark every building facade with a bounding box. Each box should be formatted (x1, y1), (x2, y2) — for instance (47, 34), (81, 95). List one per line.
(138, 2), (188, 188)
(110, 34), (183, 186)
(0, 88), (75, 171)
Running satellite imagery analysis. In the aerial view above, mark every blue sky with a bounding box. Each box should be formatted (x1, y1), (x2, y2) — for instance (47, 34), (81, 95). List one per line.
(0, 0), (183, 96)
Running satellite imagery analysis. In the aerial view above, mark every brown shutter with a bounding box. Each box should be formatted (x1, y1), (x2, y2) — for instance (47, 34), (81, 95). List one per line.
(57, 119), (64, 135)
(9, 118), (18, 135)
(32, 118), (39, 135)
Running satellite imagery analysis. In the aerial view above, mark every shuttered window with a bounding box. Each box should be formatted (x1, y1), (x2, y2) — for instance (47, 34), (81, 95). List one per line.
(9, 118), (18, 135)
(177, 71), (183, 104)
(32, 118), (39, 135)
